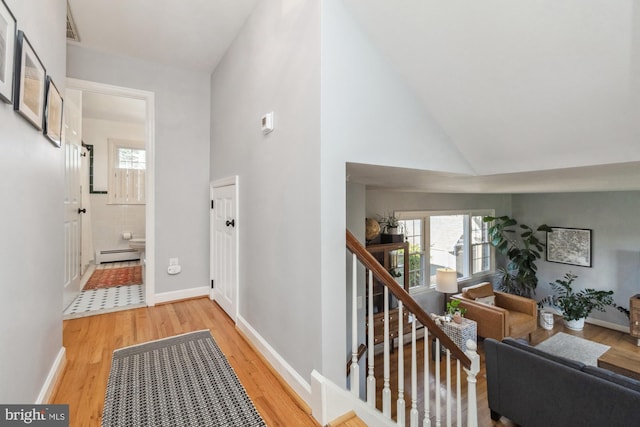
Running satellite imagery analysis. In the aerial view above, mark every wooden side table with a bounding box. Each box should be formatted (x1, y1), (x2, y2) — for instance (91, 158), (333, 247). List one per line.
(630, 294), (640, 346)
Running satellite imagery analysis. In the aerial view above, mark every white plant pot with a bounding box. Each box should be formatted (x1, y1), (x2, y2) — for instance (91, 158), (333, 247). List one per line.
(539, 311), (554, 330)
(563, 317), (585, 331)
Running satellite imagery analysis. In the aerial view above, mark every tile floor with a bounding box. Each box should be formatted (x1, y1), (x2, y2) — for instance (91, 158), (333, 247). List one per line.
(63, 261), (145, 319)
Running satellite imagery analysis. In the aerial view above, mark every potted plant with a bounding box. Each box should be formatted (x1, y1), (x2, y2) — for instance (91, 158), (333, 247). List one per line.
(483, 215), (552, 298)
(538, 272), (614, 331)
(378, 213), (400, 234)
(446, 299), (467, 323)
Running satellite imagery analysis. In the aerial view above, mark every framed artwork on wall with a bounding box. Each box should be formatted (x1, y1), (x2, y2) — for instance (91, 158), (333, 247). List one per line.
(546, 227), (592, 267)
(0, 0), (17, 103)
(14, 30), (46, 130)
(43, 76), (63, 147)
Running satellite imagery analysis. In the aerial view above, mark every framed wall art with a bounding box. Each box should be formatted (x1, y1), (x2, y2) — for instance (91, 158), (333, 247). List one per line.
(546, 227), (592, 267)
(14, 30), (46, 130)
(0, 0), (17, 103)
(43, 76), (63, 147)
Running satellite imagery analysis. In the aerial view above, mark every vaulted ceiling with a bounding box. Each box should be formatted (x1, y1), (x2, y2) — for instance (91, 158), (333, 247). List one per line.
(67, 0), (640, 192)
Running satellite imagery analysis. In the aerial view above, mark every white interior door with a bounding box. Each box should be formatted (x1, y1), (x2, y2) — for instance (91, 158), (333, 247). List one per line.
(63, 88), (83, 310)
(211, 181), (238, 321)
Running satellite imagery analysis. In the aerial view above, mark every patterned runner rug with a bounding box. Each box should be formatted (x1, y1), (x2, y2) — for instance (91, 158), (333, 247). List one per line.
(102, 330), (266, 427)
(84, 266), (142, 290)
(535, 332), (610, 366)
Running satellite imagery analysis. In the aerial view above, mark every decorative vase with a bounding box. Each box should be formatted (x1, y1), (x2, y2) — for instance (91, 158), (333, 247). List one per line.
(564, 317), (585, 331)
(540, 311), (554, 330)
(453, 312), (462, 324)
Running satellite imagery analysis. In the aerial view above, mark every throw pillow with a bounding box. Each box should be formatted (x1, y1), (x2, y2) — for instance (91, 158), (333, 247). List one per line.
(463, 282), (495, 299)
(475, 295), (496, 306)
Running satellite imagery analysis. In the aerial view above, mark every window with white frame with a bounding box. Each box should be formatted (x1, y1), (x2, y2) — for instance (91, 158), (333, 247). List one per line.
(397, 210), (494, 289)
(107, 139), (146, 205)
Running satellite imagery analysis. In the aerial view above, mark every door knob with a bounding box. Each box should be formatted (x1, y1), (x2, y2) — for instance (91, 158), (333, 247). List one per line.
(78, 208), (87, 214)
(226, 219), (235, 227)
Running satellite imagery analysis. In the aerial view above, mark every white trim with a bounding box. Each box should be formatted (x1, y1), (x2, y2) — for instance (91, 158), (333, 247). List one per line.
(310, 370), (397, 427)
(153, 286), (209, 305)
(237, 315), (312, 404)
(36, 347), (66, 404)
(65, 78), (156, 307)
(585, 317), (630, 333)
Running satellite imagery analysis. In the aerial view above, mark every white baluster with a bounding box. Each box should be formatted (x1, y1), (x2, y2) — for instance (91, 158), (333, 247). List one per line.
(410, 317), (418, 427)
(424, 329), (431, 427)
(446, 350), (451, 427)
(383, 287), (391, 417)
(464, 340), (480, 427)
(397, 302), (405, 427)
(456, 360), (461, 427)
(367, 270), (375, 406)
(350, 253), (359, 396)
(435, 338), (441, 427)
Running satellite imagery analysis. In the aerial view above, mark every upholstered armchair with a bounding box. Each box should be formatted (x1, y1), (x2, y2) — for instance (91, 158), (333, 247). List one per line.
(451, 282), (538, 341)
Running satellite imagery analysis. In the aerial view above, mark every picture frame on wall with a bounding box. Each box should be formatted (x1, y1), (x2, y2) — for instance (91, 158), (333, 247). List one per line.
(0, 0), (17, 103)
(43, 76), (63, 147)
(13, 30), (46, 130)
(546, 227), (592, 267)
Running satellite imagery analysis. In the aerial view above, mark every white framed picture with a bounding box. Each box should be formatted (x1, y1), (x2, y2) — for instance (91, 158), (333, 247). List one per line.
(0, 0), (17, 103)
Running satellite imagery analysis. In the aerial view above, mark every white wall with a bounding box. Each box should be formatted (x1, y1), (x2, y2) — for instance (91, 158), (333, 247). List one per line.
(319, 0), (478, 384)
(513, 191), (640, 327)
(67, 45), (211, 294)
(210, 0), (321, 396)
(0, 0), (66, 402)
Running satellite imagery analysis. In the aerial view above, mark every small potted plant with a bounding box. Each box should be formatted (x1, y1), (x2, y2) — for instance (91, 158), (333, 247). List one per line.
(538, 272), (614, 331)
(378, 213), (401, 234)
(446, 299), (467, 323)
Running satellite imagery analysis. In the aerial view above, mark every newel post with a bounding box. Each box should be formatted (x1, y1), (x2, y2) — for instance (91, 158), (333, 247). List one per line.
(464, 340), (480, 427)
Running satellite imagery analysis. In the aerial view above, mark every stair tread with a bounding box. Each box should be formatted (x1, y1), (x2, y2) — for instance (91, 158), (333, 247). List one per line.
(327, 411), (368, 427)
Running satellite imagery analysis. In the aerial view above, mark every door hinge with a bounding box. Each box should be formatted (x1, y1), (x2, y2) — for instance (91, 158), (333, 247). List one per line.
(211, 279), (215, 289)
(211, 200), (214, 209)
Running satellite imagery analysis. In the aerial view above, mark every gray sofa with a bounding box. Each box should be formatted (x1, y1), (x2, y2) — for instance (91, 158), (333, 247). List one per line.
(484, 338), (640, 427)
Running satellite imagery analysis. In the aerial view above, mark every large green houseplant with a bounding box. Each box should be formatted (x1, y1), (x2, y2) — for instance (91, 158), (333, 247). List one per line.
(483, 215), (552, 297)
(538, 272), (614, 331)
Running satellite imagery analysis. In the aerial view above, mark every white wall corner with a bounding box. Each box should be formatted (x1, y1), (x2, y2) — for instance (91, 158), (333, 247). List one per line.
(36, 347), (66, 404)
(153, 286), (209, 305)
(236, 315), (312, 405)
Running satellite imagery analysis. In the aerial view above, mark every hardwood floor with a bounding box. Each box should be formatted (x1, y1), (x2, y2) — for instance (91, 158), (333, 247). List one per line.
(52, 298), (639, 427)
(51, 297), (319, 427)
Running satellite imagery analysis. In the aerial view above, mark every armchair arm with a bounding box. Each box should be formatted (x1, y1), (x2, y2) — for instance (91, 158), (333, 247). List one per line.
(451, 295), (509, 340)
(495, 292), (537, 318)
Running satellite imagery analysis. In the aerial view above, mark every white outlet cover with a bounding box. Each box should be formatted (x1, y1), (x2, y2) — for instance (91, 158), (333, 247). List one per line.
(168, 265), (181, 275)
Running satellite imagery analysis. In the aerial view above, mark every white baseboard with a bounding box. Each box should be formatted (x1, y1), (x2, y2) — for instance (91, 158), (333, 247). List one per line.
(586, 317), (630, 333)
(153, 286), (209, 305)
(36, 347), (66, 404)
(236, 315), (312, 405)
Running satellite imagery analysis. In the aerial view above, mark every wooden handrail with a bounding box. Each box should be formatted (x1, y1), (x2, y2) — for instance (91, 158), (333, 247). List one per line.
(346, 230), (471, 368)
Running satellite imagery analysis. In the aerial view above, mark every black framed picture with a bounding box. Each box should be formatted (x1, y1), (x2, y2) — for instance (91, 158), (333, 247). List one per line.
(0, 0), (17, 103)
(14, 30), (46, 130)
(546, 227), (592, 267)
(43, 76), (63, 147)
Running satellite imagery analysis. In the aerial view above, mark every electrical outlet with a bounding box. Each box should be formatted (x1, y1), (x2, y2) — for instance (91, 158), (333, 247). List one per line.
(169, 258), (179, 266)
(168, 265), (181, 275)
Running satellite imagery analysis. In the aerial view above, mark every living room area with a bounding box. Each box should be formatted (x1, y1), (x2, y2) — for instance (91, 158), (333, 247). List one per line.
(345, 165), (640, 425)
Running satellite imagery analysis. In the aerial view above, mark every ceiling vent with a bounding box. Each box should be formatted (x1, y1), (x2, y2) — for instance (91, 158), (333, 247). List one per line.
(66, 1), (80, 42)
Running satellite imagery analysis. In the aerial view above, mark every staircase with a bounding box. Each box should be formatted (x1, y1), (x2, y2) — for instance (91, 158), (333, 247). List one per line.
(341, 229), (480, 426)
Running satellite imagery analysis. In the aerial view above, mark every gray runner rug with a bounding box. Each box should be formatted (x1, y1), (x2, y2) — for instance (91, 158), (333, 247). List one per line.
(102, 330), (267, 426)
(534, 332), (610, 366)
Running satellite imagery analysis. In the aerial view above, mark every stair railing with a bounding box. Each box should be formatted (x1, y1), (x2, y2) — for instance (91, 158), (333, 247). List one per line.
(346, 229), (480, 427)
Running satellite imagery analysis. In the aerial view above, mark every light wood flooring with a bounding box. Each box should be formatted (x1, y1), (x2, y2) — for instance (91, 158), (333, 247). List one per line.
(51, 297), (639, 427)
(51, 297), (319, 427)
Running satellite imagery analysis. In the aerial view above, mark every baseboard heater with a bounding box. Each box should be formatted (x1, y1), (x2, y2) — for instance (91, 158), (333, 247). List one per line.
(95, 248), (141, 264)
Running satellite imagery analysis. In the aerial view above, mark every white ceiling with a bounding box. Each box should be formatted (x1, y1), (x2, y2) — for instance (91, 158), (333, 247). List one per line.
(67, 0), (640, 193)
(67, 0), (258, 72)
(82, 91), (146, 124)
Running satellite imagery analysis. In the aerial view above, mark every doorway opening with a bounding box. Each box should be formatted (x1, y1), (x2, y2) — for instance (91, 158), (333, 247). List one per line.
(63, 78), (155, 318)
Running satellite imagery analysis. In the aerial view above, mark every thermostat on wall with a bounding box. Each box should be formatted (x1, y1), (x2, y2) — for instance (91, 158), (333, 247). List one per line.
(261, 112), (274, 134)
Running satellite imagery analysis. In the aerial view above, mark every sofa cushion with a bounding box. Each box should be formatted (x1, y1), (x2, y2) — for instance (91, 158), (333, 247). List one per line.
(462, 282), (494, 299)
(502, 337), (586, 370)
(582, 366), (640, 393)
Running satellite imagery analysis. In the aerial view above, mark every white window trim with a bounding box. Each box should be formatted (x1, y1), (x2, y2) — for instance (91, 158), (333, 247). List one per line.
(396, 209), (496, 293)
